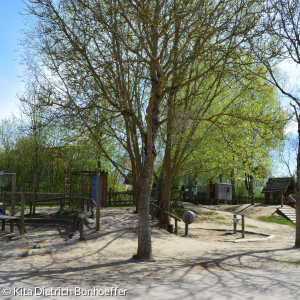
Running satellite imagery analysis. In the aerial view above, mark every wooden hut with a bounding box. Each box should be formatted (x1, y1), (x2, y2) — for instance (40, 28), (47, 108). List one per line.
(207, 182), (232, 203)
(261, 177), (295, 204)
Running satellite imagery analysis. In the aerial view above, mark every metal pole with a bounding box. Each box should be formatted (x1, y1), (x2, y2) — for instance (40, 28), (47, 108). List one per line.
(185, 215), (189, 236)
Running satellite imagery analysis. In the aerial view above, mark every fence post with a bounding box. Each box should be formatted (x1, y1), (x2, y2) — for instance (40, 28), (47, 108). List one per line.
(108, 188), (112, 207)
(10, 175), (16, 233)
(80, 170), (84, 211)
(33, 171), (37, 216)
(242, 213), (245, 238)
(11, 174), (16, 217)
(2, 193), (5, 229)
(20, 190), (25, 235)
(79, 216), (84, 240)
(96, 161), (101, 231)
(233, 213), (237, 234)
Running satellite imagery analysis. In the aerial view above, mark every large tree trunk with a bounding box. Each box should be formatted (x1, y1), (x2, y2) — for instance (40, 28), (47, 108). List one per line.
(137, 148), (154, 260)
(159, 115), (172, 225)
(295, 118), (300, 247)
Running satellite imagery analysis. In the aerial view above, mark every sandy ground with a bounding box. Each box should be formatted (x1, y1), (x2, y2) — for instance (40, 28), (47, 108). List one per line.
(0, 203), (300, 299)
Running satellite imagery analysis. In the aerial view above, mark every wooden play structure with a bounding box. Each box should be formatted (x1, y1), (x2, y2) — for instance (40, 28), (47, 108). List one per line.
(261, 177), (295, 204)
(0, 172), (25, 234)
(207, 182), (232, 203)
(64, 168), (108, 210)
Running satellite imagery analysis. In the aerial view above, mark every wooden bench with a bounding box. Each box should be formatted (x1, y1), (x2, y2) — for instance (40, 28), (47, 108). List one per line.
(0, 191), (26, 234)
(0, 215), (26, 234)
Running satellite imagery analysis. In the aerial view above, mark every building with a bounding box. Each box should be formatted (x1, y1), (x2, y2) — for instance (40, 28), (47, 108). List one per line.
(261, 177), (295, 204)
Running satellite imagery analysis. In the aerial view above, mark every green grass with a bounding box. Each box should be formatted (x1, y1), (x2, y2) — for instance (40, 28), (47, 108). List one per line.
(54, 209), (83, 215)
(246, 224), (258, 229)
(259, 215), (296, 228)
(281, 260), (300, 265)
(201, 217), (213, 221)
(217, 221), (232, 226)
(203, 211), (217, 216)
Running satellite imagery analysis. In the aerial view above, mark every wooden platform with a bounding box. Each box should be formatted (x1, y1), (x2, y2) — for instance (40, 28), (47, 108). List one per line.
(277, 207), (296, 223)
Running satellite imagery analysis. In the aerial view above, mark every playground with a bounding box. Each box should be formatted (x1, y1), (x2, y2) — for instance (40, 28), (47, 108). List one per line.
(1, 202), (299, 299)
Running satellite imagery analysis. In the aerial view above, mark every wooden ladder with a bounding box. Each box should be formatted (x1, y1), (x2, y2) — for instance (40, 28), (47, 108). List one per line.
(277, 206), (296, 223)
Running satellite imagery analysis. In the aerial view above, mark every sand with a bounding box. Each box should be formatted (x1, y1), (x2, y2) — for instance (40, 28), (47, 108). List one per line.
(0, 203), (299, 299)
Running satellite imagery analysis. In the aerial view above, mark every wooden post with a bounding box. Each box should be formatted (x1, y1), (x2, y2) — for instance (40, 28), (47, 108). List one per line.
(33, 171), (37, 216)
(174, 219), (178, 234)
(233, 213), (237, 234)
(96, 161), (101, 231)
(29, 196), (32, 215)
(3, 192), (6, 215)
(11, 174), (16, 216)
(1, 219), (5, 231)
(80, 170), (84, 211)
(69, 173), (72, 208)
(242, 213), (245, 238)
(108, 188), (112, 207)
(79, 216), (84, 240)
(10, 174), (16, 233)
(90, 199), (94, 218)
(63, 170), (66, 205)
(72, 213), (79, 232)
(104, 172), (107, 208)
(281, 195), (284, 208)
(20, 190), (25, 235)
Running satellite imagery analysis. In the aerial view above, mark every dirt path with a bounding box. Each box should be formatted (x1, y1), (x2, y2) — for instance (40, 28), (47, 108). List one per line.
(0, 204), (299, 299)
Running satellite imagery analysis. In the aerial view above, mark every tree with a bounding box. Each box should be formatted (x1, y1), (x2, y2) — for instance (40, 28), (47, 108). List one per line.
(155, 63), (285, 214)
(23, 0), (276, 260)
(250, 0), (300, 246)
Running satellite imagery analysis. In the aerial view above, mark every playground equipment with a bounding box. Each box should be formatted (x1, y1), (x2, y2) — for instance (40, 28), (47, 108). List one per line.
(0, 172), (26, 234)
(64, 167), (108, 211)
(0, 190), (26, 235)
(182, 210), (196, 236)
(232, 213), (245, 238)
(150, 202), (182, 234)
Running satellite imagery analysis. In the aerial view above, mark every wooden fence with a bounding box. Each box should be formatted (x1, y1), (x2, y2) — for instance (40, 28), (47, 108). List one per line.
(108, 189), (135, 206)
(1, 189), (135, 210)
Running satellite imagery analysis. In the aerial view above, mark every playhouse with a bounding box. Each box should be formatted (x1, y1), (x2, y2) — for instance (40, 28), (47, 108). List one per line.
(207, 182), (232, 203)
(261, 177), (295, 204)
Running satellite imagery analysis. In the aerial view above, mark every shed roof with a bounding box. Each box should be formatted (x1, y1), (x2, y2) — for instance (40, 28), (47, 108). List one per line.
(261, 177), (295, 194)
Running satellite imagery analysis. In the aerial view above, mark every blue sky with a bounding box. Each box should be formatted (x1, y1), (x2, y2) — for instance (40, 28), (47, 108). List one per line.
(0, 0), (25, 120)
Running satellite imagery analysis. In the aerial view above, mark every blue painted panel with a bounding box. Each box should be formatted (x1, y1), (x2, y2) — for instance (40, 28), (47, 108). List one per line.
(92, 175), (103, 205)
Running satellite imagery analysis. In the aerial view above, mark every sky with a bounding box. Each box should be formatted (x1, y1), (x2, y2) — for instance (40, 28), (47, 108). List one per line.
(0, 0), (26, 120)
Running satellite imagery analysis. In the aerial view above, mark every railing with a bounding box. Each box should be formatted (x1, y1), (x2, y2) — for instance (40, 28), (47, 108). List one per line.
(150, 202), (181, 234)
